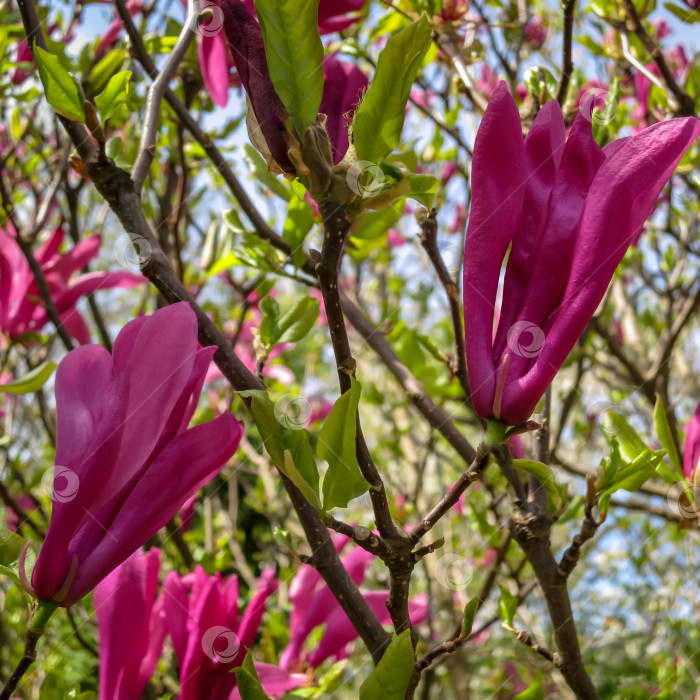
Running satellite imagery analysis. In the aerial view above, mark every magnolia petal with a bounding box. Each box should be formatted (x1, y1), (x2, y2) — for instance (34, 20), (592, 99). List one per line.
(463, 82), (527, 418)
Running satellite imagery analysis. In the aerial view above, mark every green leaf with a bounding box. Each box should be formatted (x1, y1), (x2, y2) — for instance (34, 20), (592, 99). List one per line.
(352, 15), (432, 164)
(407, 174), (438, 208)
(0, 527), (27, 566)
(318, 378), (370, 511)
(514, 681), (545, 700)
(498, 584), (518, 626)
(653, 394), (683, 479)
(259, 296), (319, 356)
(245, 392), (321, 510)
(277, 297), (320, 344)
(602, 411), (646, 463)
(663, 1), (700, 22)
(95, 70), (132, 122)
(512, 459), (562, 509)
(359, 630), (415, 700)
(460, 596), (480, 639)
(254, 0), (324, 136)
(283, 192), (315, 267)
(87, 48), (127, 94)
(234, 650), (273, 700)
(0, 361), (56, 395)
(34, 46), (85, 121)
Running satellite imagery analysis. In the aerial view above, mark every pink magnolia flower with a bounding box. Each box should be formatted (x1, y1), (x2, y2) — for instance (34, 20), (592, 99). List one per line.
(221, 0), (297, 174)
(387, 229), (407, 247)
(0, 224), (143, 346)
(95, 0), (143, 60)
(280, 536), (428, 670)
(93, 548), (166, 700)
(206, 0), (364, 108)
(683, 402), (700, 482)
(11, 39), (33, 84)
(5, 494), (37, 532)
(463, 83), (699, 425)
(525, 16), (547, 50)
(25, 303), (243, 605)
(476, 64), (500, 97)
(163, 566), (304, 699)
(319, 55), (368, 164)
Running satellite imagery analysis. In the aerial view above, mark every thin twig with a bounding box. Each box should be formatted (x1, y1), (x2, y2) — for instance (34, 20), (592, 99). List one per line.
(621, 0), (695, 116)
(131, 0), (199, 193)
(555, 0), (577, 104)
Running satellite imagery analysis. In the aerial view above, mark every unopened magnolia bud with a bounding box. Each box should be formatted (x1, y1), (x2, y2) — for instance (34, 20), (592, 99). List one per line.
(414, 205), (430, 225)
(301, 125), (334, 196)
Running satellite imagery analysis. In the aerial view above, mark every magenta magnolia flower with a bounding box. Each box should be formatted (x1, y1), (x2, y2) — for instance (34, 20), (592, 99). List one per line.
(525, 16), (547, 50)
(319, 55), (368, 164)
(0, 224), (143, 347)
(163, 566), (303, 699)
(683, 402), (700, 482)
(463, 83), (699, 426)
(280, 535), (428, 670)
(24, 303), (242, 605)
(94, 548), (166, 700)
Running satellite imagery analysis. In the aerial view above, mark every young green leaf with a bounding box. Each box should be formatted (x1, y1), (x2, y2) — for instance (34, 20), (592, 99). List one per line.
(498, 584), (518, 626)
(407, 174), (438, 208)
(359, 630), (415, 700)
(352, 15), (432, 164)
(0, 361), (56, 395)
(318, 378), (370, 511)
(602, 411), (646, 463)
(34, 46), (85, 122)
(246, 392), (321, 510)
(460, 596), (480, 640)
(259, 296), (319, 356)
(95, 70), (132, 122)
(653, 394), (683, 478)
(233, 650), (273, 700)
(254, 0), (324, 136)
(512, 459), (562, 509)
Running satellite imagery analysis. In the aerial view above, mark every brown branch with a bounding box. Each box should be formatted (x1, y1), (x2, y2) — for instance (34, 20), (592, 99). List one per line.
(419, 209), (470, 398)
(411, 444), (489, 543)
(555, 0), (577, 104)
(510, 502), (600, 699)
(557, 476), (600, 579)
(621, 0), (695, 117)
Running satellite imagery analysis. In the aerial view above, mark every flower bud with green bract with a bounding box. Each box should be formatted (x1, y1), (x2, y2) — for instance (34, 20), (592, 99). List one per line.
(221, 0), (297, 175)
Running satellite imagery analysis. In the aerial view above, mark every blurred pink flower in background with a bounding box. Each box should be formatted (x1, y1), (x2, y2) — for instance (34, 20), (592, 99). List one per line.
(163, 566), (303, 699)
(525, 16), (547, 49)
(387, 229), (407, 247)
(319, 54), (368, 164)
(94, 548), (166, 700)
(683, 402), (700, 482)
(280, 535), (428, 671)
(27, 303), (243, 605)
(0, 224), (144, 347)
(95, 0), (143, 60)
